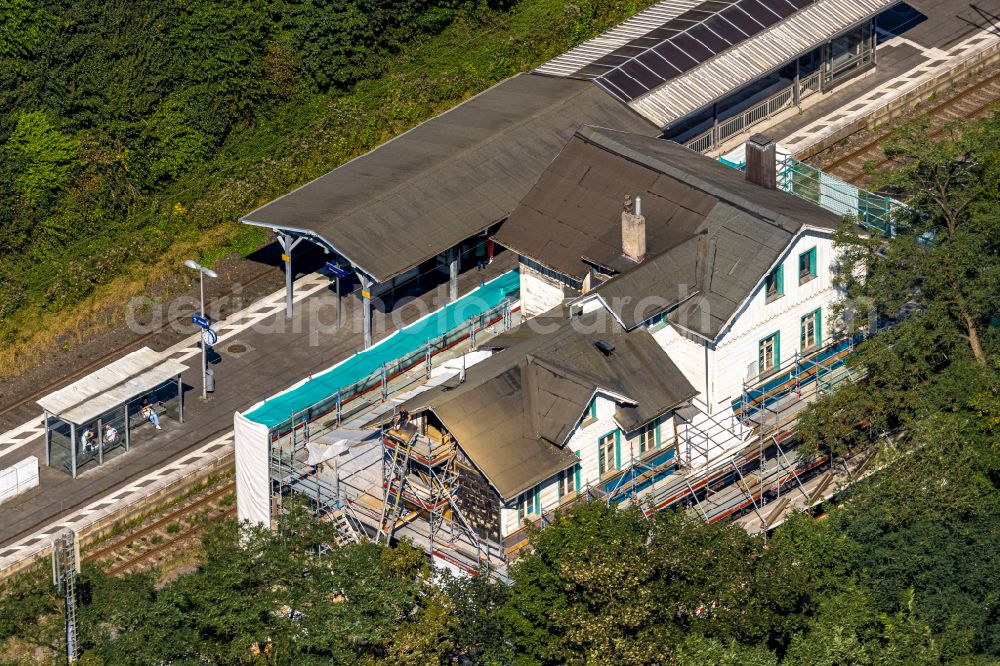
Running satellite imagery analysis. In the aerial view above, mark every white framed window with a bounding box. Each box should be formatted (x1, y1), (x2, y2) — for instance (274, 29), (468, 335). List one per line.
(759, 332), (780, 377)
(639, 423), (657, 454)
(558, 469), (574, 498)
(801, 310), (820, 351)
(598, 432), (616, 476)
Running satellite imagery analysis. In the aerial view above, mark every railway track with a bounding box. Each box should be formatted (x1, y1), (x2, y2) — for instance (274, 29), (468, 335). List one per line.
(817, 70), (1000, 188)
(85, 478), (236, 575)
(0, 267), (282, 424)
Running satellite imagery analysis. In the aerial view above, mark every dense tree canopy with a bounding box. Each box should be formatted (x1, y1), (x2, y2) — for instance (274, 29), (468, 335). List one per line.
(0, 19), (997, 666)
(0, 0), (649, 349)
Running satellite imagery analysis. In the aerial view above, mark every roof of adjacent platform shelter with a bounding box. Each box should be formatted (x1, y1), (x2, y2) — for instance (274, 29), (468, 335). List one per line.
(372, 309), (696, 500)
(241, 73), (655, 284)
(497, 127), (842, 339)
(535, 0), (898, 128)
(37, 347), (188, 425)
(626, 0), (896, 128)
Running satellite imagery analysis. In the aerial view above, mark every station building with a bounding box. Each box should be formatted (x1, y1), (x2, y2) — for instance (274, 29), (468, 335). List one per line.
(240, 0), (906, 350)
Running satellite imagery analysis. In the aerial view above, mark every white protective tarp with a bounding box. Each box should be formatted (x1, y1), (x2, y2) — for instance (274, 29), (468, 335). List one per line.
(234, 410), (271, 526)
(305, 429), (372, 466)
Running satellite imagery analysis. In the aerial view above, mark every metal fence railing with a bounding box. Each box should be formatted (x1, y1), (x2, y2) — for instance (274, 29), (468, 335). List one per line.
(686, 82), (796, 153)
(715, 156), (904, 234)
(776, 157), (904, 234)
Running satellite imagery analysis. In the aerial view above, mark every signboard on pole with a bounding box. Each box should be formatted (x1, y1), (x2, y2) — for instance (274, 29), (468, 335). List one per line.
(192, 314), (210, 329)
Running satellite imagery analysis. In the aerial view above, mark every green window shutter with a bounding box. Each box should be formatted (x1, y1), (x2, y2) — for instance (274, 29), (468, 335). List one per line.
(809, 248), (817, 276)
(776, 265), (784, 294)
(815, 308), (822, 346)
(654, 421), (661, 448)
(589, 398), (597, 419)
(575, 459), (581, 492)
(614, 430), (621, 470)
(774, 331), (781, 367)
(533, 487), (540, 514)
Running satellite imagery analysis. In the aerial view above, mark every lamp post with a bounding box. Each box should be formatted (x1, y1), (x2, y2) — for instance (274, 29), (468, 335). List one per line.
(185, 259), (218, 400)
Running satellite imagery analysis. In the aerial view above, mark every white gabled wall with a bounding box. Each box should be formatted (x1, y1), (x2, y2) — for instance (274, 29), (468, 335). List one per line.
(712, 231), (840, 410)
(521, 262), (566, 318)
(642, 230), (841, 416)
(652, 323), (709, 406)
(500, 392), (677, 538)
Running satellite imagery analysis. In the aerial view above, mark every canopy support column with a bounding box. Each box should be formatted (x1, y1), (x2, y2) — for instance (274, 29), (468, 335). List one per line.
(277, 233), (304, 319)
(43, 411), (51, 466)
(70, 422), (77, 479)
(449, 247), (459, 303)
(124, 403), (130, 453)
(360, 274), (373, 349)
(97, 417), (104, 466)
(177, 375), (184, 423)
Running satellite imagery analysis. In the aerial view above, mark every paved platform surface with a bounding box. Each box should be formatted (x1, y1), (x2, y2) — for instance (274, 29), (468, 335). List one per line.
(759, 0), (1000, 154)
(0, 253), (515, 563)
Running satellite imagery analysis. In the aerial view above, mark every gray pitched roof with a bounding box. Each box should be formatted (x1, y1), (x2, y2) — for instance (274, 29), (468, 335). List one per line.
(373, 308), (696, 499)
(497, 126), (841, 339)
(241, 74), (655, 283)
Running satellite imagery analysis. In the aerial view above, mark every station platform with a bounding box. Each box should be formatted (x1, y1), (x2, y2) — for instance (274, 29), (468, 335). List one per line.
(742, 0), (1000, 156)
(0, 253), (515, 572)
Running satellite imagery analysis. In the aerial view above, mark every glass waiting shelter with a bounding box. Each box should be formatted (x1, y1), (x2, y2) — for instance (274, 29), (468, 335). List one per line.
(36, 347), (189, 478)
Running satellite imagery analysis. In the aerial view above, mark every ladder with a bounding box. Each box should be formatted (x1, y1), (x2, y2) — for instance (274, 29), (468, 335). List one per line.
(377, 433), (416, 543)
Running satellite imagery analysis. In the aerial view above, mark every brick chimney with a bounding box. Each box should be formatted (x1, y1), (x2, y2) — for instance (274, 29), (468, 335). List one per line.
(622, 194), (646, 263)
(745, 134), (776, 189)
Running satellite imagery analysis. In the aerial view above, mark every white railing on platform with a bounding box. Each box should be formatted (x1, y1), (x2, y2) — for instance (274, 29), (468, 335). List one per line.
(686, 82), (796, 153)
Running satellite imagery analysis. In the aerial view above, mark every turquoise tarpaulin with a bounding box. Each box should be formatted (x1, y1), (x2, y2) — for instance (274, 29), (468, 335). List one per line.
(243, 270), (519, 428)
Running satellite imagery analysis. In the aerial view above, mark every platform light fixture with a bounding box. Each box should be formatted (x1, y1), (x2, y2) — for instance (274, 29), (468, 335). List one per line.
(184, 260), (218, 400)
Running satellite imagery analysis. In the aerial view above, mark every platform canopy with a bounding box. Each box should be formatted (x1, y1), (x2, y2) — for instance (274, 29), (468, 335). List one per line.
(624, 0), (897, 128)
(240, 73), (656, 285)
(536, 0), (898, 128)
(37, 347), (189, 425)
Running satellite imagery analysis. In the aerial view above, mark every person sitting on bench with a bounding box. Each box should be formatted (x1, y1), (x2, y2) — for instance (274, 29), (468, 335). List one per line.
(81, 427), (97, 453)
(103, 422), (119, 445)
(140, 397), (162, 430)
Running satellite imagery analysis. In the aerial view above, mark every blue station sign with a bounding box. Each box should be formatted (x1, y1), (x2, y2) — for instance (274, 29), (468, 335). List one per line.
(324, 262), (351, 279)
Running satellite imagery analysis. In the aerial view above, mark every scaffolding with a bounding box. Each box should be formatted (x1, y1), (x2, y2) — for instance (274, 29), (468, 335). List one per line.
(716, 155), (904, 235)
(266, 298), (518, 557)
(266, 296), (869, 571)
(374, 423), (505, 573)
